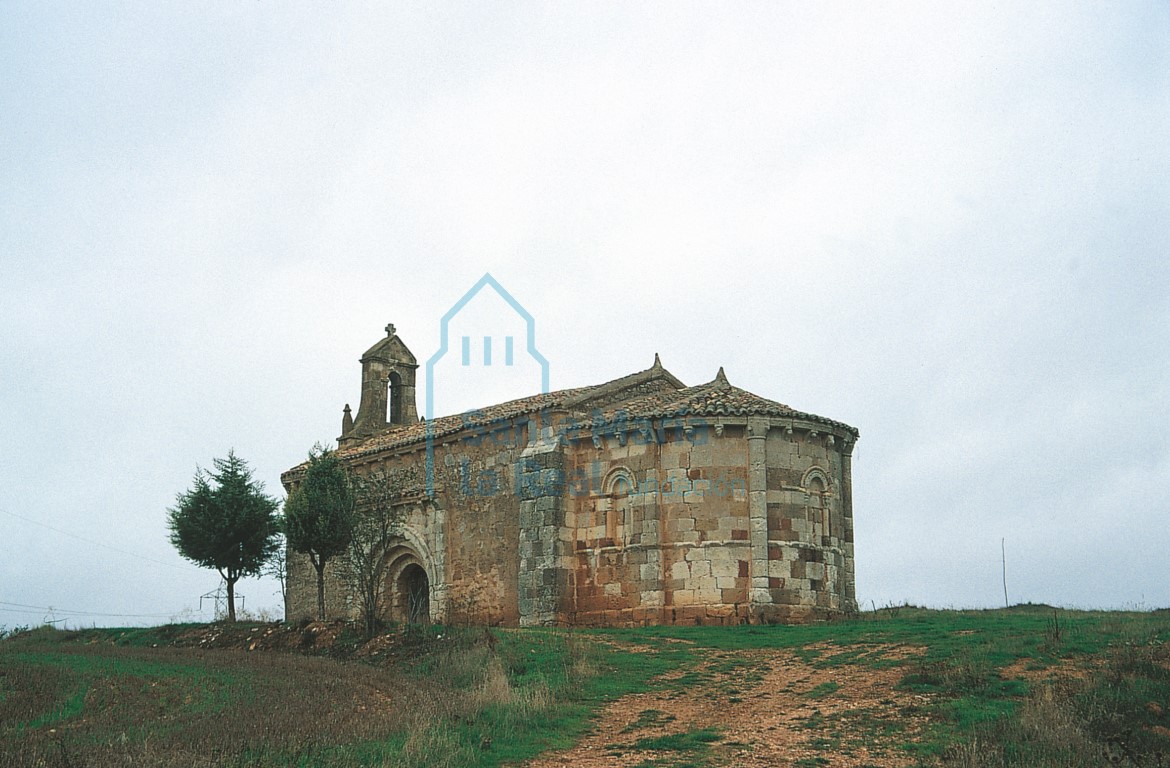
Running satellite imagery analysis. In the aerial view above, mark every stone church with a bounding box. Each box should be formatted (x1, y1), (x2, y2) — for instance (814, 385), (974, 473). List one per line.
(282, 325), (859, 626)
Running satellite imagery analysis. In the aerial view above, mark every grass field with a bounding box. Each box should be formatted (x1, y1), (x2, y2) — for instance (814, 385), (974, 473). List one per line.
(2, 606), (1168, 767)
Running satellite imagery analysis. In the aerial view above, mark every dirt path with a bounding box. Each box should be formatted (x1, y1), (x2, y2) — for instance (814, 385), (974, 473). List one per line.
(526, 643), (933, 768)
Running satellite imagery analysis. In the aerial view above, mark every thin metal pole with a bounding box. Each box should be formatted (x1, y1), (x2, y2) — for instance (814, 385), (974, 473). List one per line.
(1001, 538), (1009, 608)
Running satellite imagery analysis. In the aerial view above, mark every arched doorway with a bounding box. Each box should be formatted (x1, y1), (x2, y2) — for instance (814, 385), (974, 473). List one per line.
(383, 547), (432, 625)
(380, 533), (437, 626)
(398, 563), (430, 624)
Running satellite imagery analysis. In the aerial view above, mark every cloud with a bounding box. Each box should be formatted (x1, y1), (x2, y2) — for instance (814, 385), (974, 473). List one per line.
(1, 3), (1168, 625)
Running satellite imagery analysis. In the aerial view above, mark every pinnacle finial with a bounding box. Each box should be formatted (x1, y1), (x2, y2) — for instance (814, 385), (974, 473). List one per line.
(385, 323), (396, 337)
(652, 352), (663, 370)
(714, 366), (730, 386)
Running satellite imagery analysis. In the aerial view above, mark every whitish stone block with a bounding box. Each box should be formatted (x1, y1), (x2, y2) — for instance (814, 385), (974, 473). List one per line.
(695, 588), (722, 604)
(708, 547), (734, 564)
(710, 560), (739, 579)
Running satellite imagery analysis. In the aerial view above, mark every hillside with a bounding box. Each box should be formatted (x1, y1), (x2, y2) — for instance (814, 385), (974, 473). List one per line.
(2, 607), (1168, 767)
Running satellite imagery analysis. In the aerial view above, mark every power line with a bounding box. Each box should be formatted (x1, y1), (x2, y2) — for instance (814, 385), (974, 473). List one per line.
(0, 600), (197, 619)
(0, 508), (201, 574)
(0, 606), (184, 620)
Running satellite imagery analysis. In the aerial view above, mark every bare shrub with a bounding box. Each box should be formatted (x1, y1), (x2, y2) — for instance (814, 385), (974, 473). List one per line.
(518, 678), (554, 715)
(474, 656), (513, 710)
(397, 723), (479, 768)
(235, 606), (282, 623)
(942, 737), (1004, 768)
(565, 629), (595, 684)
(1018, 683), (1093, 753)
(941, 684), (1096, 768)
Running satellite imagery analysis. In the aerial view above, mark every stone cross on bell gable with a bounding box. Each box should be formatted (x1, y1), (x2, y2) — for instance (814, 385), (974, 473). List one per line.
(385, 323), (396, 337)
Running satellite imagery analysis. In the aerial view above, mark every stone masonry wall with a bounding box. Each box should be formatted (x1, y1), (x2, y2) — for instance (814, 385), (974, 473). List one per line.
(565, 425), (752, 626)
(286, 414), (856, 628)
(285, 495), (443, 623)
(759, 423), (857, 621)
(423, 419), (535, 625)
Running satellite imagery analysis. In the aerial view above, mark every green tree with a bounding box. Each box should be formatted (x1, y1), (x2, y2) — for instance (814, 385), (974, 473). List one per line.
(168, 451), (281, 622)
(284, 446), (355, 621)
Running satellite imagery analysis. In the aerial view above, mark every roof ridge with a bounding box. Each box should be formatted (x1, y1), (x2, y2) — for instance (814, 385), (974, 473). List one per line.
(560, 357), (685, 407)
(315, 363), (854, 467)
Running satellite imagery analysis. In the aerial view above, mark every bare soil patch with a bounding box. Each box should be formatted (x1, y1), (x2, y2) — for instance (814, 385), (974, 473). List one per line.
(526, 642), (933, 768)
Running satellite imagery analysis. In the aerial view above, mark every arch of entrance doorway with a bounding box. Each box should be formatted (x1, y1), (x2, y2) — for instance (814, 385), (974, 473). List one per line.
(383, 542), (434, 624)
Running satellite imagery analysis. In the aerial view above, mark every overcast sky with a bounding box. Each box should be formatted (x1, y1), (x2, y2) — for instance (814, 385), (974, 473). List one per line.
(3, 3), (1168, 627)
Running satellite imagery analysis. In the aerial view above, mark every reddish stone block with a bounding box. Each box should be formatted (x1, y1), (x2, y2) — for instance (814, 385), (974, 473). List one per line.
(721, 588), (746, 603)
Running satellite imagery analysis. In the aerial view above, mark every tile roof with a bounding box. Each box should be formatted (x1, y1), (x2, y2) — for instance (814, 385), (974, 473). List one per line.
(585, 370), (859, 435)
(285, 361), (857, 479)
(334, 385), (598, 461)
